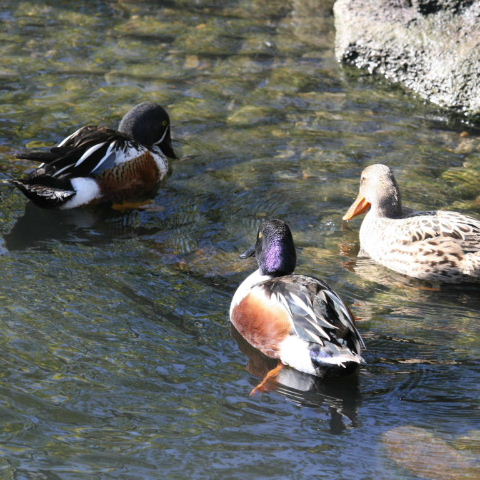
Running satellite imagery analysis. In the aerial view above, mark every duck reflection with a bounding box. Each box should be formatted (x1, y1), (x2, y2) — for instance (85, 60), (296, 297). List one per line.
(231, 326), (361, 432)
(341, 238), (480, 305)
(339, 229), (446, 289)
(3, 201), (158, 251)
(344, 253), (432, 288)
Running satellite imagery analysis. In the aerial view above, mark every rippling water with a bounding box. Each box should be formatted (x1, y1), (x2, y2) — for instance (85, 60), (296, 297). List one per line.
(0, 1), (479, 479)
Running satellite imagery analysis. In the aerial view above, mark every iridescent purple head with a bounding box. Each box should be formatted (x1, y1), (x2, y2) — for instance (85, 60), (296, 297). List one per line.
(240, 219), (296, 276)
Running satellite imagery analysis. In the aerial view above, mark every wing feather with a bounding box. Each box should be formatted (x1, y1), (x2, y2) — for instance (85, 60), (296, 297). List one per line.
(17, 127), (149, 181)
(73, 141), (107, 168)
(263, 275), (364, 355)
(401, 210), (480, 250)
(56, 126), (91, 147)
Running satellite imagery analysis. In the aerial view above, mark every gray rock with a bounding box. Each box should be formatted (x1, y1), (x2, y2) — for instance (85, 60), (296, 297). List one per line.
(334, 0), (480, 120)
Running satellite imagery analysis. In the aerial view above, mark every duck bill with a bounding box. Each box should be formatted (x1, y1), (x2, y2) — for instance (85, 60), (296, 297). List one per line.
(343, 195), (371, 221)
(239, 246), (256, 259)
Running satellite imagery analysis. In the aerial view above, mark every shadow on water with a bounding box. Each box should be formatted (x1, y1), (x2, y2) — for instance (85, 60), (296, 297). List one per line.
(231, 326), (361, 434)
(0, 0), (479, 478)
(2, 178), (206, 253)
(2, 202), (157, 251)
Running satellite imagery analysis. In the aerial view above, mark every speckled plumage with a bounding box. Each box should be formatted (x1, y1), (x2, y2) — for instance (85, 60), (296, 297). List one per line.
(344, 164), (480, 283)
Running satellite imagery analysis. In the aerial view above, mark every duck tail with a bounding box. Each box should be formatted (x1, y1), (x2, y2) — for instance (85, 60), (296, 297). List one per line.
(15, 150), (60, 163)
(310, 342), (365, 368)
(464, 252), (480, 278)
(11, 176), (75, 208)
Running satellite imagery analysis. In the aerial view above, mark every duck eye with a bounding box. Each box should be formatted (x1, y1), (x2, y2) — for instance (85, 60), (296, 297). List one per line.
(162, 120), (168, 126)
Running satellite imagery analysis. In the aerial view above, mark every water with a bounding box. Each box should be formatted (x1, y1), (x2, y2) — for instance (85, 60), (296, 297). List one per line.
(0, 1), (479, 479)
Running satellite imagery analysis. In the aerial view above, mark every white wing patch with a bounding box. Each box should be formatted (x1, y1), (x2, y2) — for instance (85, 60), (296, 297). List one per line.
(74, 141), (107, 167)
(53, 163), (74, 177)
(112, 141), (147, 165)
(53, 140), (150, 178)
(56, 126), (85, 147)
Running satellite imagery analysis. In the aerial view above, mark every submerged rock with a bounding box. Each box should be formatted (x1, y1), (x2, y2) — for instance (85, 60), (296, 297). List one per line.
(334, 0), (480, 120)
(383, 426), (480, 480)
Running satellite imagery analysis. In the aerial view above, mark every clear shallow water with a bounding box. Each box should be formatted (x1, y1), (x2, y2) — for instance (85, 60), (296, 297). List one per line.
(0, 1), (479, 479)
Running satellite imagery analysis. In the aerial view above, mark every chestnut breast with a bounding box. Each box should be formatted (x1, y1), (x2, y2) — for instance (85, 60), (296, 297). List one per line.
(232, 288), (293, 358)
(98, 152), (160, 201)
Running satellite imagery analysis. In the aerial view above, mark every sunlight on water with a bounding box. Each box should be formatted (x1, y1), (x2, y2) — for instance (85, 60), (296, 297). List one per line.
(0, 0), (479, 478)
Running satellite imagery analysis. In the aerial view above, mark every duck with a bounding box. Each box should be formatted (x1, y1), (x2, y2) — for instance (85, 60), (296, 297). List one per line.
(230, 219), (365, 394)
(11, 102), (176, 209)
(343, 163), (480, 283)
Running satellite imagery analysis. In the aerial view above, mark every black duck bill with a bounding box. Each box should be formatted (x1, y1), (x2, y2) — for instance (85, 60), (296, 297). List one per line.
(239, 246), (256, 259)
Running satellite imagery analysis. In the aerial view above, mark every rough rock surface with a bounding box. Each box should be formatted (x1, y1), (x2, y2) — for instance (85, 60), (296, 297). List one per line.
(334, 0), (480, 119)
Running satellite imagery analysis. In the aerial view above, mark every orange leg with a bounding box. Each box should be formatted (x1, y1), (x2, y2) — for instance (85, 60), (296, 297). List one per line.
(250, 362), (284, 396)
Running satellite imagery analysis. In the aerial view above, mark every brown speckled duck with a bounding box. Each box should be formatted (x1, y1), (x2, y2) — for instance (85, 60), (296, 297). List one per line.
(343, 164), (480, 283)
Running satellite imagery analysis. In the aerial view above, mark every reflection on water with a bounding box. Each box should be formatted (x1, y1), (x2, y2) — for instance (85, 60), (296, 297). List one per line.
(0, 0), (479, 479)
(5, 203), (121, 250)
(231, 326), (361, 433)
(4, 202), (168, 251)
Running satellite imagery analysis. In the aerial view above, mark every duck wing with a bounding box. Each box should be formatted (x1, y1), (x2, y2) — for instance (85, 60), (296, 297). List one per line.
(401, 210), (480, 252)
(16, 127), (147, 179)
(264, 275), (364, 355)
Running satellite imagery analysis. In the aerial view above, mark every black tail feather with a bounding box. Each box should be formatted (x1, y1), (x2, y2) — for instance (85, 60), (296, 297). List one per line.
(16, 150), (64, 163)
(11, 177), (75, 209)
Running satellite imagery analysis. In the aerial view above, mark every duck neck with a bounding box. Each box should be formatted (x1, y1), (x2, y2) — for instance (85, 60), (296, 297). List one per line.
(372, 186), (403, 218)
(259, 243), (296, 277)
(245, 269), (272, 286)
(230, 269), (272, 317)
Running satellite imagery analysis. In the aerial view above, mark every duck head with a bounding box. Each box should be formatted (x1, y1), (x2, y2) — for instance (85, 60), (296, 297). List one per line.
(118, 102), (177, 159)
(240, 219), (297, 276)
(343, 164), (402, 220)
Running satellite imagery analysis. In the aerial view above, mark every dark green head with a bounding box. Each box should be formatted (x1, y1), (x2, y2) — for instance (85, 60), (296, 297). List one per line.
(118, 102), (177, 158)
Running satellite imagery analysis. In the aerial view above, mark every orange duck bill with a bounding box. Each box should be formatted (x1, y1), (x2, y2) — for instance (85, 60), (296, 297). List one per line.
(343, 195), (371, 221)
